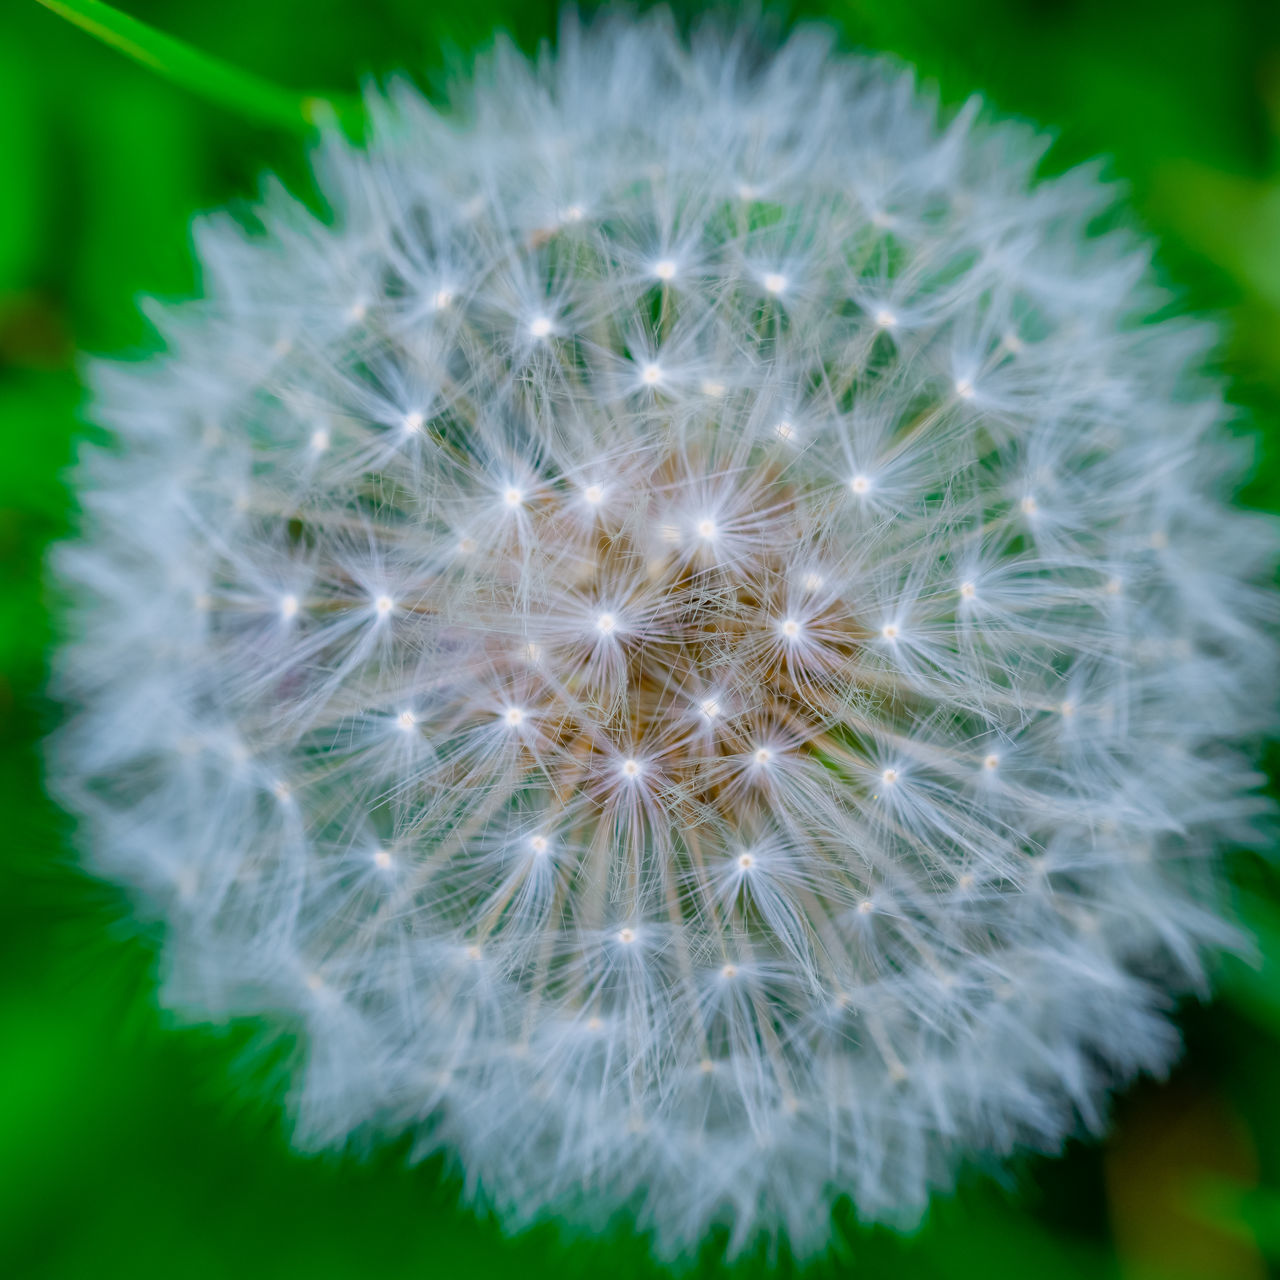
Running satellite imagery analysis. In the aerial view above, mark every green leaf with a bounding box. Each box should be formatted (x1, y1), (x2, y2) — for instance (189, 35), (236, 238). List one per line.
(34, 0), (363, 133)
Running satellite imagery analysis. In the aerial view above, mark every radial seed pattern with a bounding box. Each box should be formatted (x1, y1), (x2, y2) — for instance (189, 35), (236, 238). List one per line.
(52, 13), (1276, 1258)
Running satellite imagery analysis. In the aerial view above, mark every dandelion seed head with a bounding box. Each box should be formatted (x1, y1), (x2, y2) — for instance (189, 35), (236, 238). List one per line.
(49, 10), (1277, 1265)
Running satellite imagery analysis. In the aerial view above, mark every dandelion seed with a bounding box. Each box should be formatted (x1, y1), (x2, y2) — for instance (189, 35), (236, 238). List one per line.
(49, 11), (1276, 1266)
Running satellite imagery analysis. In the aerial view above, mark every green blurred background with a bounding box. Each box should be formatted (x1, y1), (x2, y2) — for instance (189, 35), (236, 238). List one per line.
(3, 1), (1280, 1276)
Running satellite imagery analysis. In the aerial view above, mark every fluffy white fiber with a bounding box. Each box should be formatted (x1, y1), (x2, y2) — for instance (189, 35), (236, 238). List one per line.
(50, 7), (1276, 1258)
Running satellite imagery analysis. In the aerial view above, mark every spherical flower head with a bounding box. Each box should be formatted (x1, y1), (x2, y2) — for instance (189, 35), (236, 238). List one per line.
(48, 9), (1278, 1260)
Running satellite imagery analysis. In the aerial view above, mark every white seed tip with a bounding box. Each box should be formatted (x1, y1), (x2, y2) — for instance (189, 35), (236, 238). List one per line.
(955, 378), (975, 400)
(595, 612), (617, 635)
(763, 272), (788, 295)
(696, 517), (717, 540)
(641, 362), (663, 386)
(279, 594), (299, 619)
(373, 849), (393, 870)
(753, 748), (772, 766)
(850, 474), (871, 496)
(397, 710), (417, 731)
(582, 483), (605, 506)
(774, 419), (796, 441)
(529, 315), (553, 339)
(616, 927), (636, 945)
(779, 617), (802, 639)
(738, 852), (755, 869)
(502, 486), (525, 509)
(402, 411), (425, 435)
(983, 754), (1000, 771)
(959, 581), (976, 599)
(881, 768), (898, 784)
(874, 309), (897, 328)
(619, 758), (642, 779)
(529, 835), (549, 855)
(374, 595), (395, 617)
(503, 707), (526, 727)
(653, 259), (677, 281)
(881, 624), (899, 640)
(309, 428), (330, 453)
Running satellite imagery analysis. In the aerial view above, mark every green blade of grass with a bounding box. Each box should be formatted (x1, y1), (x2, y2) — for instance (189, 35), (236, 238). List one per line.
(34, 0), (363, 132)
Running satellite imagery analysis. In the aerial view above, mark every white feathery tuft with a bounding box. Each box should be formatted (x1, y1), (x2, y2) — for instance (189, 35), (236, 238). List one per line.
(49, 8), (1277, 1259)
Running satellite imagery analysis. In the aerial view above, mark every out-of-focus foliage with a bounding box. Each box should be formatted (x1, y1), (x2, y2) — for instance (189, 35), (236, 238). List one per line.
(1, 2), (1276, 1277)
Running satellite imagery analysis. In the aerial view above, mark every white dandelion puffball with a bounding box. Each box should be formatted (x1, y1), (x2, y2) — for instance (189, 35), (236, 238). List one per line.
(52, 10), (1277, 1260)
